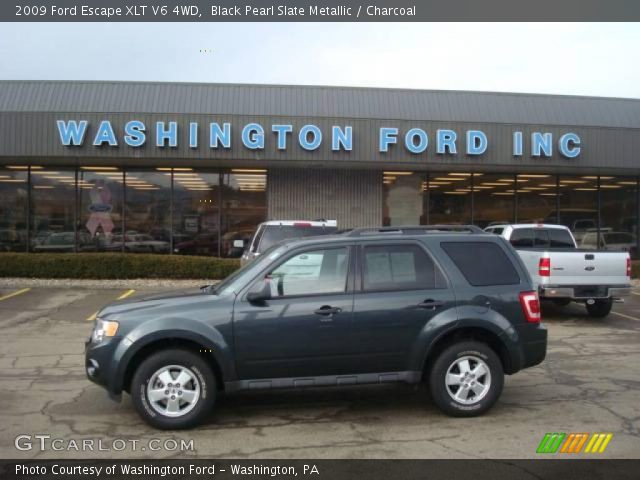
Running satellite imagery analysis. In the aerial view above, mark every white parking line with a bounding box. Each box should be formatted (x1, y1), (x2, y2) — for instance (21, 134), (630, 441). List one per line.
(611, 311), (640, 322)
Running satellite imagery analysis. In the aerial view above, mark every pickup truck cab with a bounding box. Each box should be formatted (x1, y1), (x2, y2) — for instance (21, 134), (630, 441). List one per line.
(485, 224), (631, 317)
(86, 225), (546, 429)
(240, 219), (338, 266)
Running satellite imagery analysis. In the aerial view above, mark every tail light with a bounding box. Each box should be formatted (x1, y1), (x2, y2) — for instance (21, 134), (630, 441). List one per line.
(627, 257), (631, 278)
(293, 222), (312, 227)
(539, 257), (551, 277)
(519, 291), (541, 323)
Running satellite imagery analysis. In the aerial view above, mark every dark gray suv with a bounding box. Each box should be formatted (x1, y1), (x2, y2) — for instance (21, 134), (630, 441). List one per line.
(85, 226), (547, 429)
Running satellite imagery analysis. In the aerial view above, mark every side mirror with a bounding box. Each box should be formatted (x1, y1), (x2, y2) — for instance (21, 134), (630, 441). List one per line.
(247, 279), (272, 303)
(233, 239), (245, 248)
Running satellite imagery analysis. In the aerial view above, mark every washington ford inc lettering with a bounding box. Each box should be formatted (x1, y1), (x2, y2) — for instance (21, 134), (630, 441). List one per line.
(55, 120), (582, 158)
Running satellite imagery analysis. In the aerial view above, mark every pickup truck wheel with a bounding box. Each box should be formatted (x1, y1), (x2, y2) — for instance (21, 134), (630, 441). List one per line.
(428, 341), (503, 417)
(586, 299), (613, 318)
(131, 349), (215, 429)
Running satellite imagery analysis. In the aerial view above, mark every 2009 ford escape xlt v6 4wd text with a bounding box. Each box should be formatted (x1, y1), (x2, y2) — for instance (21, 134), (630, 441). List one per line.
(85, 225), (547, 429)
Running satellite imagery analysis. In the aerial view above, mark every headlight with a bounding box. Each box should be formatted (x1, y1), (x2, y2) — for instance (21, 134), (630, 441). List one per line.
(92, 319), (119, 343)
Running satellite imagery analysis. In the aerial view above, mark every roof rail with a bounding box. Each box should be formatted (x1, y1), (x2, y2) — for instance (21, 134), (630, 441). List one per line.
(345, 225), (485, 237)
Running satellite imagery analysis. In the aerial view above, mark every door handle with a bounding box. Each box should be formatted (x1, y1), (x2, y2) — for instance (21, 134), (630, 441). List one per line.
(314, 305), (342, 316)
(415, 300), (444, 310)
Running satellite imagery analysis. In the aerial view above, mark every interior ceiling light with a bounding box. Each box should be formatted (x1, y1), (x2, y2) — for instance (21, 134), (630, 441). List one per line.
(518, 174), (551, 178)
(231, 169), (267, 173)
(560, 180), (588, 184)
(383, 171), (413, 175)
(80, 166), (119, 171)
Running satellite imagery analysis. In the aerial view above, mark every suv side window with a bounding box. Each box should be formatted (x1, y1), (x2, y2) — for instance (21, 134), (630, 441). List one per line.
(441, 241), (521, 286)
(362, 244), (446, 292)
(266, 247), (349, 297)
(509, 228), (534, 247)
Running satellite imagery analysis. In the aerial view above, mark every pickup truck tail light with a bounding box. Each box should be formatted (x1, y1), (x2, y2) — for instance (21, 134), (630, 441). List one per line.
(538, 257), (551, 277)
(519, 291), (541, 323)
(627, 257), (631, 278)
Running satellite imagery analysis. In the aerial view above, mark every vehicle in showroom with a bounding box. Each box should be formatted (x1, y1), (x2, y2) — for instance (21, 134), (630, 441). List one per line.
(239, 219), (337, 266)
(86, 225), (546, 429)
(484, 223), (631, 317)
(581, 229), (637, 258)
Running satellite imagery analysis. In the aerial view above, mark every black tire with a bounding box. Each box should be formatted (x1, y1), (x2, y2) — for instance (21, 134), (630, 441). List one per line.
(428, 341), (504, 417)
(552, 298), (572, 307)
(131, 349), (216, 429)
(586, 298), (613, 318)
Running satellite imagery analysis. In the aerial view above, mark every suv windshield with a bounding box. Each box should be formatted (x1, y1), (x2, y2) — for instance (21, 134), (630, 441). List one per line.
(257, 225), (337, 253)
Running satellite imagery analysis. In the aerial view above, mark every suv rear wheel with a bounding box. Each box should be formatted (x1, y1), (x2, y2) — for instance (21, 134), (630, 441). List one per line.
(428, 341), (503, 417)
(131, 349), (216, 429)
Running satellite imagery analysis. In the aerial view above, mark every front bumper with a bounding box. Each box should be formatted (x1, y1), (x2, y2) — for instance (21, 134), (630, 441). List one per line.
(540, 285), (631, 300)
(84, 336), (122, 401)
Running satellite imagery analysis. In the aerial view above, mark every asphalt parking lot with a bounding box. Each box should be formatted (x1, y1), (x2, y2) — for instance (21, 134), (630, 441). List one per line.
(0, 284), (639, 459)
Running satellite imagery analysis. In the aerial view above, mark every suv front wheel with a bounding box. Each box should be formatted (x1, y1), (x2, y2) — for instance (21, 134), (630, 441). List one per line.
(428, 341), (504, 417)
(131, 349), (216, 429)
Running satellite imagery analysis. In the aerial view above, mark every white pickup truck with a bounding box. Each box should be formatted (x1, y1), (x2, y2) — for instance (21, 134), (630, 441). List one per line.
(485, 224), (631, 318)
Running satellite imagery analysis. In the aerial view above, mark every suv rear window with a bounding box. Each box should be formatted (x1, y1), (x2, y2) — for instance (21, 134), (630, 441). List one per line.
(257, 225), (338, 252)
(441, 241), (520, 286)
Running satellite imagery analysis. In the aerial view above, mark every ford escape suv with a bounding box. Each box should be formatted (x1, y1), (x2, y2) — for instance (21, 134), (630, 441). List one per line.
(86, 225), (547, 429)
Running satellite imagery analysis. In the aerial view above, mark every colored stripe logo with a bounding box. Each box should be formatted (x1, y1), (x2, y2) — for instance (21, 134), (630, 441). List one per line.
(537, 433), (613, 454)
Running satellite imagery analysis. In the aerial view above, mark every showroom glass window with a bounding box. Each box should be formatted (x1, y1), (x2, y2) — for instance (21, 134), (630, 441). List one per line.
(0, 167), (28, 252)
(473, 173), (515, 228)
(516, 174), (557, 223)
(172, 169), (221, 256)
(123, 171), (171, 254)
(383, 171), (426, 226)
(77, 167), (124, 252)
(220, 170), (267, 258)
(557, 175), (598, 244)
(30, 167), (76, 252)
(428, 173), (472, 224)
(598, 176), (638, 259)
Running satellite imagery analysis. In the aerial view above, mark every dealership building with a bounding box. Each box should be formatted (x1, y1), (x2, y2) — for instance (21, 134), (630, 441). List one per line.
(0, 80), (639, 257)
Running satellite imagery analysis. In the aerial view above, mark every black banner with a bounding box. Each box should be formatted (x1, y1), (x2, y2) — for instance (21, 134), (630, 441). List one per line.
(1, 460), (640, 480)
(2, 0), (640, 22)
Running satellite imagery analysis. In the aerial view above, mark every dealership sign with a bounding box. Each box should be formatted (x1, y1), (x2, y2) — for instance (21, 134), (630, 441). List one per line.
(56, 120), (581, 158)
